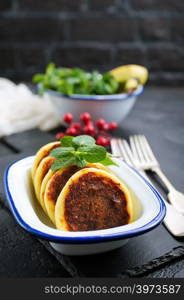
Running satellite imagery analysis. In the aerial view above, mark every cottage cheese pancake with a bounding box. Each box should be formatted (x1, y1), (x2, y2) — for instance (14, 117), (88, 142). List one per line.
(55, 168), (132, 231)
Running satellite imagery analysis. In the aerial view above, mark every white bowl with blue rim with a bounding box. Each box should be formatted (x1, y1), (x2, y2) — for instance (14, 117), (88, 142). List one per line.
(4, 156), (165, 256)
(44, 85), (144, 124)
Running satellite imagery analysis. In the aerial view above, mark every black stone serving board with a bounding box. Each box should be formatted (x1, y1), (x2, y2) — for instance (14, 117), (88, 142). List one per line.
(0, 87), (184, 277)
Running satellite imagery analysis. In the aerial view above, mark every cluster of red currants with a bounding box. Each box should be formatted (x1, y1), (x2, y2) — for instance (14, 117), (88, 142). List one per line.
(55, 112), (118, 146)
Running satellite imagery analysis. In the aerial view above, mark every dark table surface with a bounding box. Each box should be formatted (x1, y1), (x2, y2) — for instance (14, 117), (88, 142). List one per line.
(0, 87), (184, 278)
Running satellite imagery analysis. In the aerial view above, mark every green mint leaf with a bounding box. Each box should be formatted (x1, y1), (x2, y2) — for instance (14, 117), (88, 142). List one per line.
(60, 136), (74, 147)
(50, 147), (74, 158)
(78, 145), (106, 163)
(51, 156), (76, 171)
(49, 135), (111, 170)
(75, 157), (87, 168)
(32, 73), (44, 83)
(33, 64), (119, 96)
(46, 63), (56, 74)
(73, 135), (96, 147)
(99, 155), (118, 166)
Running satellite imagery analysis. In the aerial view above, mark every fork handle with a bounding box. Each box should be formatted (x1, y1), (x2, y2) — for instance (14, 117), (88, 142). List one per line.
(140, 168), (184, 235)
(151, 166), (175, 192)
(152, 166), (184, 214)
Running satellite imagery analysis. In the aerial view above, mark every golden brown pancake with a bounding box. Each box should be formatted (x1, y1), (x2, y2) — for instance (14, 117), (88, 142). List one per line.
(55, 168), (133, 231)
(44, 163), (110, 224)
(31, 141), (60, 179)
(40, 169), (55, 212)
(33, 156), (55, 210)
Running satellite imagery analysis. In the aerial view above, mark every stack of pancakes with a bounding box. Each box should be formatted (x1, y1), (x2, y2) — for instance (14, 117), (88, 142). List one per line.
(32, 142), (133, 231)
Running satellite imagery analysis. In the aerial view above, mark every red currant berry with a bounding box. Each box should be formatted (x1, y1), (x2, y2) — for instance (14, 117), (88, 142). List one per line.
(96, 136), (109, 146)
(63, 113), (73, 124)
(103, 123), (109, 131)
(108, 121), (118, 131)
(85, 120), (94, 126)
(84, 124), (95, 135)
(71, 122), (81, 131)
(96, 118), (107, 130)
(55, 132), (65, 140)
(80, 112), (91, 124)
(66, 127), (77, 136)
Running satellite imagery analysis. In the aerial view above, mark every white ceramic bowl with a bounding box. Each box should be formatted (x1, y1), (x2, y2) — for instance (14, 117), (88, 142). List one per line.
(4, 157), (165, 256)
(45, 85), (144, 124)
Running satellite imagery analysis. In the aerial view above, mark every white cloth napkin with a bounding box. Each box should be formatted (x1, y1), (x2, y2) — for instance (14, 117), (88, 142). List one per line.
(0, 78), (60, 137)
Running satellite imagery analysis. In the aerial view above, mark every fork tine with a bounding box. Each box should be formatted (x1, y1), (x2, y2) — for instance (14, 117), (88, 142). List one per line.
(120, 140), (134, 161)
(110, 138), (121, 156)
(136, 135), (151, 162)
(119, 138), (151, 179)
(138, 135), (152, 162)
(111, 137), (151, 180)
(130, 135), (145, 163)
(141, 135), (159, 165)
(129, 136), (139, 161)
(136, 135), (149, 162)
(118, 139), (134, 166)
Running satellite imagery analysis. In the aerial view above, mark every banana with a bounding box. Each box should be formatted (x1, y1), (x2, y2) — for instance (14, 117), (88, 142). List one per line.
(109, 64), (148, 85)
(124, 78), (139, 92)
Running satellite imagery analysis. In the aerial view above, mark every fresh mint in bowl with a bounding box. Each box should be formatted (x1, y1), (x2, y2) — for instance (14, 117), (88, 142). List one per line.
(33, 63), (144, 124)
(33, 63), (119, 96)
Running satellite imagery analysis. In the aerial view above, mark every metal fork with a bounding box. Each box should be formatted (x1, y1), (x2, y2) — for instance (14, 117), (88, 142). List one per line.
(111, 138), (184, 237)
(130, 135), (184, 214)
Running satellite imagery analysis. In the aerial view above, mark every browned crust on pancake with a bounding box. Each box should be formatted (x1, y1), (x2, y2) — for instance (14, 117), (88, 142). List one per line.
(44, 163), (110, 224)
(46, 165), (82, 205)
(64, 172), (130, 231)
(35, 143), (59, 171)
(55, 168), (132, 231)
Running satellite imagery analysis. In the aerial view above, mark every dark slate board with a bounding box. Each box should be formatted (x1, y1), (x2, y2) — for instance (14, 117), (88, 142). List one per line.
(120, 246), (184, 278)
(0, 142), (14, 157)
(0, 130), (56, 204)
(0, 87), (184, 277)
(0, 204), (70, 277)
(67, 225), (184, 277)
(5, 129), (55, 154)
(117, 87), (184, 191)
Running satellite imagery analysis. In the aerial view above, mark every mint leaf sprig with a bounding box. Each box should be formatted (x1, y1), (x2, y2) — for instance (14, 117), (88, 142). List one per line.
(50, 135), (118, 171)
(32, 63), (119, 96)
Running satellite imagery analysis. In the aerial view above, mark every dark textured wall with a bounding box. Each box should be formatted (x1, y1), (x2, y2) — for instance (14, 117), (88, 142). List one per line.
(0, 0), (184, 85)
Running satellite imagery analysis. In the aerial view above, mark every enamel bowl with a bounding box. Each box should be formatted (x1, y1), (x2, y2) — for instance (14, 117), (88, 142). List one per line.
(45, 85), (144, 124)
(4, 156), (165, 256)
